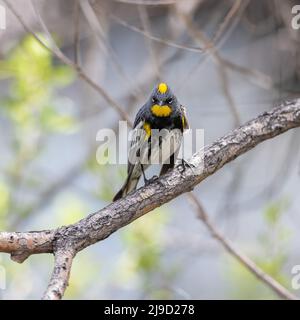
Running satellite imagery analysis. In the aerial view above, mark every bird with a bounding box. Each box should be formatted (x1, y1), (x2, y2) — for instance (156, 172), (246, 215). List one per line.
(113, 82), (189, 201)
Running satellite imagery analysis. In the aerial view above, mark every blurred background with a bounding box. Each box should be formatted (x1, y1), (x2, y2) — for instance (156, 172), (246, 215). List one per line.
(0, 0), (300, 299)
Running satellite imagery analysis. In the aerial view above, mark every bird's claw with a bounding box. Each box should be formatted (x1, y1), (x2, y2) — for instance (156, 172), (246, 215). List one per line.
(177, 159), (196, 174)
(144, 175), (159, 185)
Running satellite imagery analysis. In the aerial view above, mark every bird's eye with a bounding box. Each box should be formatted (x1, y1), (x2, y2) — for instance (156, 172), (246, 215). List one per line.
(166, 98), (173, 104)
(152, 97), (157, 103)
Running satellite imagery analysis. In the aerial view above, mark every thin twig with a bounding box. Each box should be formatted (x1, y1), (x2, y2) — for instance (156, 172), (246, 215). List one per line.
(221, 57), (273, 90)
(0, 99), (300, 299)
(4, 0), (131, 124)
(187, 192), (298, 300)
(113, 0), (177, 5)
(108, 11), (205, 53)
(138, 4), (161, 81)
(175, 0), (249, 92)
(176, 9), (241, 126)
(211, 0), (242, 44)
(74, 0), (81, 65)
(80, 0), (142, 98)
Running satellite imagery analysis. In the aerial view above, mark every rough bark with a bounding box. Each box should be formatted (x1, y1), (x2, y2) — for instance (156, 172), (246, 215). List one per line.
(42, 249), (75, 300)
(51, 99), (300, 255)
(0, 98), (300, 299)
(0, 231), (54, 263)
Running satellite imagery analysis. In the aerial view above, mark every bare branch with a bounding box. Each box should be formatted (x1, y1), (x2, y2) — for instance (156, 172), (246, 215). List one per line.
(175, 9), (241, 126)
(42, 249), (75, 300)
(0, 231), (54, 263)
(107, 10), (205, 53)
(176, 0), (249, 93)
(138, 4), (160, 81)
(187, 192), (298, 301)
(211, 0), (242, 45)
(80, 0), (143, 99)
(3, 0), (132, 124)
(73, 0), (81, 65)
(0, 99), (300, 298)
(221, 57), (273, 90)
(113, 0), (178, 5)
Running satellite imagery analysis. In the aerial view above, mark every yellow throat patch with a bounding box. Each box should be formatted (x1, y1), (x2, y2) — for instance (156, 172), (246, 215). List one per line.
(158, 82), (168, 94)
(151, 104), (172, 117)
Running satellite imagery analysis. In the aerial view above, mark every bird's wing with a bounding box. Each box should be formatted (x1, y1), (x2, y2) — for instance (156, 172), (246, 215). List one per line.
(133, 104), (147, 128)
(127, 120), (149, 175)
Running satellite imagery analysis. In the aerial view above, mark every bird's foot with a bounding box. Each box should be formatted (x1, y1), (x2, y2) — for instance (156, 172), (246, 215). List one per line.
(177, 158), (196, 174)
(144, 175), (159, 186)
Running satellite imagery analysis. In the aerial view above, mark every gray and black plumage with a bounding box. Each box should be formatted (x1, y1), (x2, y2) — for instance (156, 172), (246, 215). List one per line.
(113, 82), (189, 202)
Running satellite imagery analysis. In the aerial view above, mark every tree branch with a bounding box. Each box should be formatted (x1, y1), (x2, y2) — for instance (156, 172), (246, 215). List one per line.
(42, 248), (75, 300)
(175, 8), (241, 126)
(0, 231), (54, 263)
(187, 193), (298, 300)
(3, 0), (132, 124)
(0, 99), (300, 299)
(73, 0), (81, 65)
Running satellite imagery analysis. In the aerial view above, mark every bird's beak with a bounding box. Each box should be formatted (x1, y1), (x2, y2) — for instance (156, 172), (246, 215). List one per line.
(158, 100), (164, 107)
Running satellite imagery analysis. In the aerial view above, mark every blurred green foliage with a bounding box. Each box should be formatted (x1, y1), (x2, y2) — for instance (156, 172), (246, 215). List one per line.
(0, 180), (9, 227)
(86, 156), (126, 202)
(117, 210), (176, 299)
(0, 35), (77, 229)
(1, 34), (295, 300)
(226, 199), (292, 299)
(0, 34), (174, 298)
(55, 194), (87, 225)
(0, 35), (75, 133)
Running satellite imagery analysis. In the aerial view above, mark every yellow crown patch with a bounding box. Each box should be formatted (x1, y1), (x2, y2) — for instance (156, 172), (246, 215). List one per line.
(158, 82), (168, 94)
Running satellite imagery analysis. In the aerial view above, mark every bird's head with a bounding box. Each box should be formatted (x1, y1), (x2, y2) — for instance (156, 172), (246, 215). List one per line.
(149, 82), (177, 117)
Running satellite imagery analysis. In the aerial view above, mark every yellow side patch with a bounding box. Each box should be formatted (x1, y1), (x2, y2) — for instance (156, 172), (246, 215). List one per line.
(182, 115), (185, 128)
(158, 82), (168, 94)
(143, 122), (151, 138)
(151, 104), (172, 117)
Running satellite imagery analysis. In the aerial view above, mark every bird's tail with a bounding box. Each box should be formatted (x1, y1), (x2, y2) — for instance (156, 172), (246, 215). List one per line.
(113, 175), (140, 201)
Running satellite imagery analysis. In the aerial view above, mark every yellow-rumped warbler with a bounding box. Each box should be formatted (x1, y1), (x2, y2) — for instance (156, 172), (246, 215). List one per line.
(113, 82), (189, 201)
